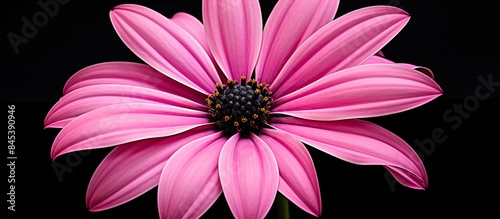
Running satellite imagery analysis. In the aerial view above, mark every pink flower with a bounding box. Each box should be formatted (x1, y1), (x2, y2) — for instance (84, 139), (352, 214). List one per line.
(45, 0), (442, 218)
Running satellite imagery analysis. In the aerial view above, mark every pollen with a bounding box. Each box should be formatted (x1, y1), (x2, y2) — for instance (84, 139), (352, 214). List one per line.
(206, 76), (273, 137)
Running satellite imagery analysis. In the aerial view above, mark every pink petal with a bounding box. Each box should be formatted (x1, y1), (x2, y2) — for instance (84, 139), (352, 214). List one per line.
(51, 103), (209, 160)
(272, 117), (428, 189)
(63, 62), (204, 102)
(386, 167), (428, 190)
(400, 64), (435, 79)
(260, 128), (321, 217)
(45, 84), (205, 128)
(171, 12), (226, 82)
(362, 55), (394, 65)
(158, 132), (225, 219)
(171, 12), (212, 59)
(363, 56), (434, 78)
(219, 133), (279, 219)
(203, 0), (262, 80)
(271, 6), (410, 98)
(87, 128), (214, 211)
(256, 0), (339, 84)
(273, 64), (442, 121)
(110, 4), (220, 94)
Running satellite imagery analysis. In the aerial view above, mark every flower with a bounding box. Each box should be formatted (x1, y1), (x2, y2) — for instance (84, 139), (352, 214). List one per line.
(45, 0), (442, 218)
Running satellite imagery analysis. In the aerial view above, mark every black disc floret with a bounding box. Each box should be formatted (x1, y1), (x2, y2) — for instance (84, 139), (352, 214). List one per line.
(206, 76), (273, 137)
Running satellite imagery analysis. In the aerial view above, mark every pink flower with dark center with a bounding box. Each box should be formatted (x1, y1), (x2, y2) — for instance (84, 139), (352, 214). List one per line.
(45, 0), (442, 218)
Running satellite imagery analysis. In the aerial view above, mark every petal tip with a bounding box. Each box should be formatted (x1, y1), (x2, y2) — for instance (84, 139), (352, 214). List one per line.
(87, 206), (99, 212)
(86, 200), (108, 212)
(44, 120), (56, 129)
(50, 143), (66, 161)
(415, 67), (435, 79)
(50, 151), (59, 161)
(86, 197), (105, 213)
(112, 3), (133, 11)
(384, 5), (410, 16)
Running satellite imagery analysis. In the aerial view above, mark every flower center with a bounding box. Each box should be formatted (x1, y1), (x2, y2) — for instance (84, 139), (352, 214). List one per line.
(206, 76), (273, 137)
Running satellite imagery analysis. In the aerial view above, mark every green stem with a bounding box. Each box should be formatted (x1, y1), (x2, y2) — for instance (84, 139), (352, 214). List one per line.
(277, 193), (290, 219)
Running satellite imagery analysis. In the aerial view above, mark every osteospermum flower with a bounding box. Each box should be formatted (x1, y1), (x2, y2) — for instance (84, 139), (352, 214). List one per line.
(45, 0), (442, 218)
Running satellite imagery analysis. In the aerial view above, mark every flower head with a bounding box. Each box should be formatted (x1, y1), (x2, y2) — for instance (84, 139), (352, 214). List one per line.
(45, 0), (442, 218)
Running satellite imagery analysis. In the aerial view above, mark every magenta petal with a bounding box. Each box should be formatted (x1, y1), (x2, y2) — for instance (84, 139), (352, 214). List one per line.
(51, 103), (209, 159)
(386, 166), (428, 190)
(272, 117), (428, 189)
(256, 0), (339, 84)
(219, 133), (279, 219)
(362, 55), (394, 65)
(158, 132), (225, 219)
(274, 64), (442, 121)
(260, 128), (321, 217)
(171, 12), (212, 59)
(400, 64), (435, 79)
(203, 0), (262, 80)
(171, 12), (225, 82)
(271, 6), (410, 98)
(363, 56), (434, 78)
(87, 128), (213, 211)
(45, 84), (205, 128)
(110, 4), (220, 93)
(63, 62), (205, 102)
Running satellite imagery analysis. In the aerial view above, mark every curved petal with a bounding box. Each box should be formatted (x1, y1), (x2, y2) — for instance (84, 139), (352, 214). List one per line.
(45, 84), (206, 128)
(400, 64), (434, 79)
(363, 56), (434, 78)
(219, 133), (279, 219)
(362, 55), (394, 65)
(63, 62), (205, 102)
(386, 166), (428, 190)
(260, 128), (321, 217)
(272, 117), (428, 189)
(171, 12), (212, 59)
(158, 132), (225, 219)
(171, 12), (226, 82)
(273, 64), (442, 121)
(256, 0), (339, 84)
(110, 4), (220, 94)
(203, 0), (262, 80)
(86, 128), (214, 211)
(271, 6), (410, 98)
(51, 103), (210, 160)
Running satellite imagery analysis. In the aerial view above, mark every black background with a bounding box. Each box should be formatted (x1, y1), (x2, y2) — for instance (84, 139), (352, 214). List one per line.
(2, 0), (499, 218)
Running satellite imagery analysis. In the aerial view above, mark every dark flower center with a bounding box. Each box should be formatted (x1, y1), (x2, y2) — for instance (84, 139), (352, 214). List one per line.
(206, 76), (273, 137)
